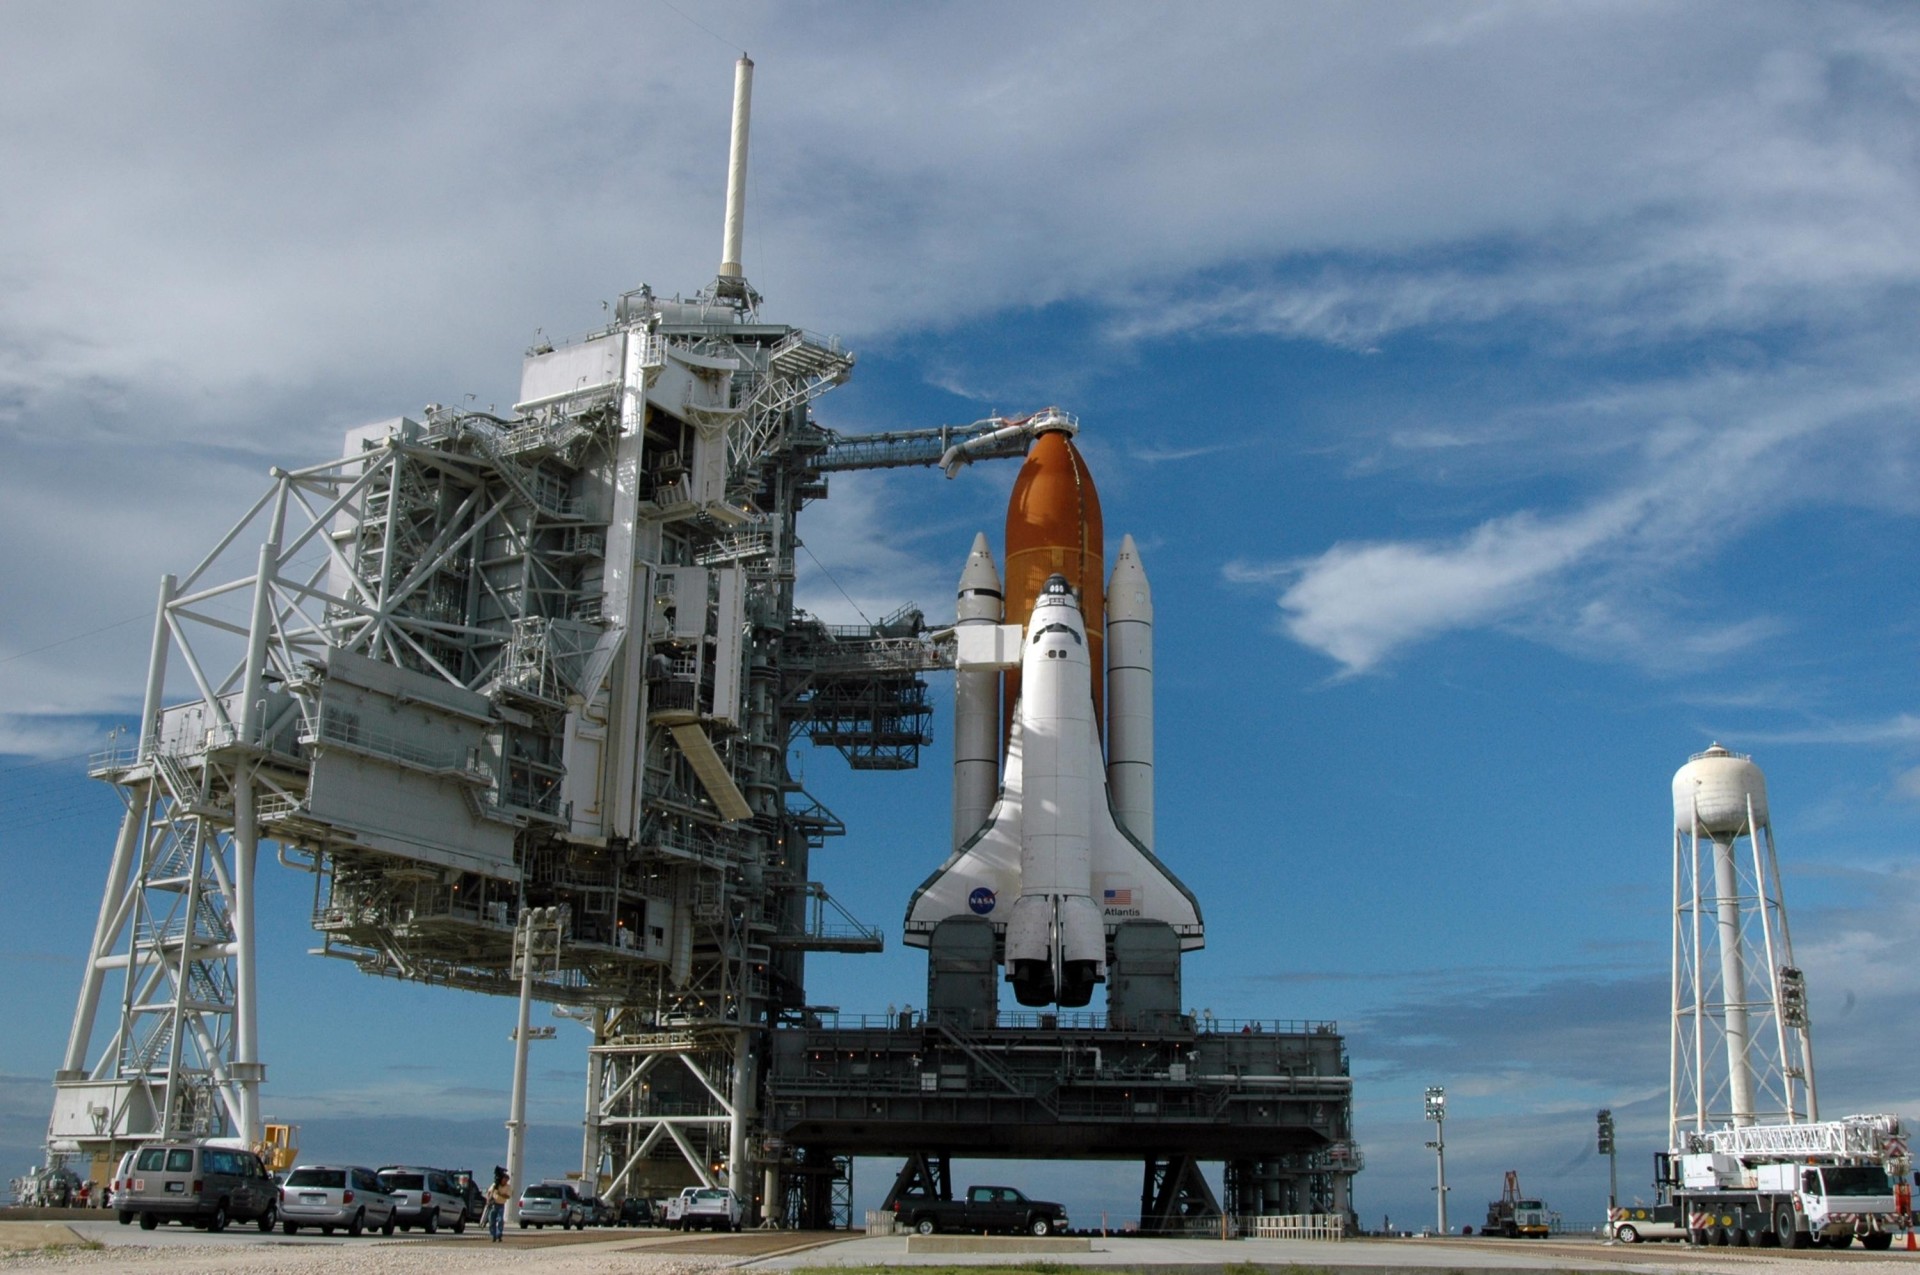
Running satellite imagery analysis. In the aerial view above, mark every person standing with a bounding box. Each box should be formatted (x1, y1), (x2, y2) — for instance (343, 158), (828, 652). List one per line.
(485, 1167), (513, 1242)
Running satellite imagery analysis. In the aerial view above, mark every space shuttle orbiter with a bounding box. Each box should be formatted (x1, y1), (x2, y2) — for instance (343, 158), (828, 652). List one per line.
(905, 414), (1203, 1008)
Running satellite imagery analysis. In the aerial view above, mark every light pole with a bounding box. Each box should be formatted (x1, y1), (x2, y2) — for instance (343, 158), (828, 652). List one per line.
(1598, 1109), (1617, 1218)
(1425, 1086), (1449, 1236)
(505, 906), (562, 1225)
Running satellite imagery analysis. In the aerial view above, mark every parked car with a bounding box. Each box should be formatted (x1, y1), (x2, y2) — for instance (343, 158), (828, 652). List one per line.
(117, 1140), (278, 1232)
(682, 1186), (743, 1232)
(278, 1164), (396, 1236)
(1609, 1204), (1688, 1244)
(664, 1185), (700, 1229)
(377, 1165), (466, 1233)
(108, 1149), (138, 1217)
(894, 1184), (1068, 1236)
(618, 1195), (660, 1226)
(445, 1168), (487, 1224)
(577, 1192), (616, 1227)
(517, 1181), (589, 1229)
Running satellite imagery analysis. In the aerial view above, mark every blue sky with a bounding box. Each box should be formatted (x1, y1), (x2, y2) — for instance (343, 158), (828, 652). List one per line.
(4, 0), (1919, 1232)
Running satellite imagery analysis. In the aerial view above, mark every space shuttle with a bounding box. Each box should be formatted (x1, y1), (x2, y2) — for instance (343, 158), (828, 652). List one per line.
(906, 413), (1203, 1008)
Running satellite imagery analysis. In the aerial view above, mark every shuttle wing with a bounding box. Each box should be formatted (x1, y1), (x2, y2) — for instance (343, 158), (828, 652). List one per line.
(904, 716), (1203, 951)
(1086, 716), (1204, 951)
(904, 718), (1027, 947)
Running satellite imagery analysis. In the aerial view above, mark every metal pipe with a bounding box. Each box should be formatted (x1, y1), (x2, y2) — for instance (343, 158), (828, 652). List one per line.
(505, 908), (541, 1225)
(1712, 832), (1754, 1125)
(718, 56), (754, 279)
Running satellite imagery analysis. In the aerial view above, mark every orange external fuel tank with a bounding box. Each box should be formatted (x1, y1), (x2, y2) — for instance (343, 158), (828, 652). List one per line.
(1003, 426), (1104, 747)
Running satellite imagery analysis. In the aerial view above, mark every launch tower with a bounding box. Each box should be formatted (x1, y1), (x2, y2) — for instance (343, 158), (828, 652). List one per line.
(45, 58), (1359, 1231)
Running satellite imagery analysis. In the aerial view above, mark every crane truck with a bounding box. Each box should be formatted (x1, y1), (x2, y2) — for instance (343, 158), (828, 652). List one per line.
(1655, 1114), (1912, 1250)
(1484, 1171), (1551, 1238)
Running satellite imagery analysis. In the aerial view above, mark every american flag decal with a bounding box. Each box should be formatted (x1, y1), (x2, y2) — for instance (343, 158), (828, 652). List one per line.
(1103, 887), (1133, 906)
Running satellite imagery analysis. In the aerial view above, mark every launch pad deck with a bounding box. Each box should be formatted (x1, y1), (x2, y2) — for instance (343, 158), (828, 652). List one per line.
(765, 1013), (1353, 1163)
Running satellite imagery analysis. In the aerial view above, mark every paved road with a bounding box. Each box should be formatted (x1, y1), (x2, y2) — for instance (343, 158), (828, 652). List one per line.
(741, 1233), (1920, 1272)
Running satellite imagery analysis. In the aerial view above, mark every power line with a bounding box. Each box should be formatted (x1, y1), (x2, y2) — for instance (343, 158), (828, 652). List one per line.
(799, 544), (873, 627)
(656, 0), (746, 56)
(1, 612), (149, 664)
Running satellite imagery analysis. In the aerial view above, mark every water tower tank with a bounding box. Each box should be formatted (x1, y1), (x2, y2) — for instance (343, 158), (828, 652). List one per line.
(1672, 743), (1769, 837)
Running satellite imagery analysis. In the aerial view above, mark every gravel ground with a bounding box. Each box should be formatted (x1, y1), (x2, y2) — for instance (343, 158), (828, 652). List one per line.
(0, 1242), (735, 1275)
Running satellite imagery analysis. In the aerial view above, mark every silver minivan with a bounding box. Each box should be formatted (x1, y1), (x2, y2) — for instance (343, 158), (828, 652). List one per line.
(378, 1165), (466, 1233)
(119, 1140), (277, 1232)
(517, 1181), (589, 1229)
(279, 1164), (397, 1236)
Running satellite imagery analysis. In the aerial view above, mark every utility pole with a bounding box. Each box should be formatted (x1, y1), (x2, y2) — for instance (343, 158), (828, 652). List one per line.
(1425, 1086), (1449, 1236)
(505, 906), (562, 1225)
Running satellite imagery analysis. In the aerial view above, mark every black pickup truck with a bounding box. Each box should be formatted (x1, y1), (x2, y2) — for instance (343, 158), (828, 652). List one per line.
(895, 1185), (1069, 1236)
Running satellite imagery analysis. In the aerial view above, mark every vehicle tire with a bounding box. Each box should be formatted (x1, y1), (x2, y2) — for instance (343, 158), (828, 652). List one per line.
(117, 1211), (132, 1226)
(915, 1216), (936, 1235)
(1777, 1207), (1807, 1249)
(383, 1215), (395, 1236)
(140, 1213), (157, 1231)
(283, 1222), (298, 1235)
(424, 1210), (438, 1234)
(1828, 1233), (1854, 1249)
(209, 1203), (229, 1233)
(1733, 1225), (1751, 1247)
(1863, 1233), (1893, 1250)
(1615, 1224), (1640, 1244)
(349, 1208), (365, 1237)
(453, 1216), (466, 1235)
(1030, 1216), (1053, 1237)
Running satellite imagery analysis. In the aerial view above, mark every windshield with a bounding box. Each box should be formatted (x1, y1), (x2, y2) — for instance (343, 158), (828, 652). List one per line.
(382, 1173), (424, 1190)
(525, 1185), (561, 1199)
(286, 1169), (346, 1189)
(1822, 1167), (1892, 1197)
(694, 1189), (730, 1202)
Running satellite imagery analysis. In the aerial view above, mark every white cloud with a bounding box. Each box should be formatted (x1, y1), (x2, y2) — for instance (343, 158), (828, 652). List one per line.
(1741, 715), (1920, 747)
(1233, 353), (1920, 674)
(0, 715), (118, 762)
(1270, 498), (1641, 674)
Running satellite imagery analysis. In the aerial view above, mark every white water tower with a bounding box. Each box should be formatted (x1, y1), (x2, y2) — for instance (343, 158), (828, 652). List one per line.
(1670, 744), (1817, 1147)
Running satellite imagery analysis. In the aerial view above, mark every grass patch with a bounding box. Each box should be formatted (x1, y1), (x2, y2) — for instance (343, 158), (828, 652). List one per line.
(797, 1267), (1127, 1275)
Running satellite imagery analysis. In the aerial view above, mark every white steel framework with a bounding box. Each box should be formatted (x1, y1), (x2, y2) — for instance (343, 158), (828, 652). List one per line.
(1670, 748), (1816, 1149)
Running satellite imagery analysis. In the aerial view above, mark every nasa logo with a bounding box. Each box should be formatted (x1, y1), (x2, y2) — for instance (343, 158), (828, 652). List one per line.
(968, 887), (996, 915)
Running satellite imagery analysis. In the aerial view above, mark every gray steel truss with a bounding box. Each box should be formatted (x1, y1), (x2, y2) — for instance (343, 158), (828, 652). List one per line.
(46, 270), (1063, 1210)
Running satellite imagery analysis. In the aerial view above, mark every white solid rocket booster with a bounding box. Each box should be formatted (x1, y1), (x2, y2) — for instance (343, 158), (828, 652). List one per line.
(953, 533), (1003, 850)
(1104, 533), (1153, 851)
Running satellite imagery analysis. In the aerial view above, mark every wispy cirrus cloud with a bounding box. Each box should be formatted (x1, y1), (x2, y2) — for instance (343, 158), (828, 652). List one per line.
(1228, 353), (1920, 675)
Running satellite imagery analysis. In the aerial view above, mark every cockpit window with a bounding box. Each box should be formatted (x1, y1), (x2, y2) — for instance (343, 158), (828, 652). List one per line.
(1030, 624), (1081, 645)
